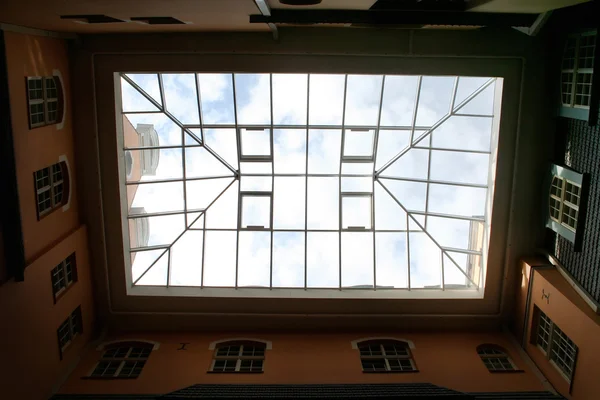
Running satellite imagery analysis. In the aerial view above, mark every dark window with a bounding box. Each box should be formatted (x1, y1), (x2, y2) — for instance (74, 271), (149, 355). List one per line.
(477, 345), (517, 372)
(26, 76), (63, 128)
(90, 343), (153, 378)
(34, 162), (69, 219)
(357, 340), (416, 372)
(51, 253), (77, 299)
(57, 306), (82, 355)
(534, 308), (578, 381)
(210, 341), (266, 373)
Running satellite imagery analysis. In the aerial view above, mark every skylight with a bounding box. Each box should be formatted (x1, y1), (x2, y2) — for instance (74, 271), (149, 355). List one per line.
(118, 72), (501, 298)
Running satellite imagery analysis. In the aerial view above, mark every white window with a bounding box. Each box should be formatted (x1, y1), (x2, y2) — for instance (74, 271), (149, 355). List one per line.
(240, 192), (272, 229)
(57, 307), (82, 354)
(91, 343), (152, 378)
(35, 162), (67, 219)
(51, 253), (76, 299)
(342, 193), (373, 230)
(342, 128), (375, 161)
(27, 76), (62, 128)
(210, 342), (265, 373)
(358, 340), (416, 372)
(240, 128), (272, 161)
(477, 345), (517, 372)
(535, 308), (578, 381)
(546, 164), (587, 249)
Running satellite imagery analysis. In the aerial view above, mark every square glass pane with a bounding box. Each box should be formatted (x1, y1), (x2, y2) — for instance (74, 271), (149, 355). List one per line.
(273, 177), (305, 229)
(307, 178), (339, 229)
(273, 74), (308, 125)
(238, 231), (271, 287)
(241, 128), (271, 158)
(341, 232), (374, 287)
(343, 129), (375, 158)
(241, 195), (271, 229)
(273, 129), (306, 173)
(203, 231), (236, 286)
(272, 232), (304, 288)
(198, 73), (235, 125)
(309, 74), (345, 125)
(342, 196), (372, 229)
(235, 74), (270, 125)
(307, 232), (339, 288)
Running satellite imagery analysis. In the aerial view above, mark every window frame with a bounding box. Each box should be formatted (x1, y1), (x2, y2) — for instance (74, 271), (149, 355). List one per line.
(341, 128), (376, 162)
(209, 341), (266, 373)
(239, 192), (273, 230)
(34, 161), (69, 220)
(239, 127), (273, 162)
(341, 192), (373, 230)
(89, 342), (153, 379)
(533, 307), (578, 382)
(559, 30), (599, 125)
(51, 253), (77, 302)
(57, 306), (82, 358)
(357, 340), (417, 373)
(545, 164), (589, 251)
(477, 345), (520, 373)
(26, 75), (63, 129)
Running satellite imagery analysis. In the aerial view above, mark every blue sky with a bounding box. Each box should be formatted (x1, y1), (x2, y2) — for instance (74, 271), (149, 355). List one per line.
(120, 72), (500, 294)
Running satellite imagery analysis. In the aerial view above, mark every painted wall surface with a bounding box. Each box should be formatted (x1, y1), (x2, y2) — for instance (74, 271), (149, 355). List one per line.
(4, 31), (79, 263)
(60, 330), (544, 395)
(0, 226), (95, 400)
(524, 266), (600, 399)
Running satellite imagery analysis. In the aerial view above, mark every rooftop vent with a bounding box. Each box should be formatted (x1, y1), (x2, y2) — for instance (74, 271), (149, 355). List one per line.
(130, 17), (186, 25)
(60, 15), (124, 24)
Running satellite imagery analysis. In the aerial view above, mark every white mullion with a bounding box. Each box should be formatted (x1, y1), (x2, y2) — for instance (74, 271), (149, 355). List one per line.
(114, 361), (126, 377)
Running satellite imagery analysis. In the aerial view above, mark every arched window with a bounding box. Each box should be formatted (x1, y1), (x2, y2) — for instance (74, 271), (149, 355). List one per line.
(210, 340), (266, 373)
(477, 345), (517, 372)
(90, 342), (153, 378)
(357, 340), (416, 372)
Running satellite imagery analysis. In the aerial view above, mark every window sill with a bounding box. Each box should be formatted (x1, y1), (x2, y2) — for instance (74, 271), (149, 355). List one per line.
(82, 376), (140, 380)
(207, 370), (264, 374)
(362, 370), (419, 373)
(487, 369), (525, 373)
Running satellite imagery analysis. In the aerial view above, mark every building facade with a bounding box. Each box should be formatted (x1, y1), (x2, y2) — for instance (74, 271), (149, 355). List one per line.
(1, 1), (599, 399)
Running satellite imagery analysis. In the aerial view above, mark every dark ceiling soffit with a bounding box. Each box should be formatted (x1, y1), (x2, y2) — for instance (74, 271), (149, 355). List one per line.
(370, 0), (467, 12)
(0, 30), (25, 282)
(249, 10), (538, 28)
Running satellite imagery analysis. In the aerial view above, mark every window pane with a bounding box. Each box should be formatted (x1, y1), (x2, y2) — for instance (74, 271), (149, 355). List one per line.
(307, 178), (339, 229)
(343, 129), (375, 158)
(342, 196), (372, 229)
(307, 232), (339, 288)
(309, 74), (345, 125)
(342, 232), (373, 288)
(238, 231), (270, 287)
(241, 128), (271, 157)
(344, 75), (383, 126)
(241, 196), (271, 229)
(235, 74), (270, 125)
(273, 129), (306, 174)
(198, 73), (235, 125)
(273, 74), (308, 125)
(272, 232), (304, 288)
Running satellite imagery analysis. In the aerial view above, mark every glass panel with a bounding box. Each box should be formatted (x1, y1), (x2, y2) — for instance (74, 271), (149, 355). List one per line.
(123, 113), (182, 147)
(241, 128), (271, 157)
(455, 77), (490, 106)
(341, 162), (374, 175)
(240, 162), (272, 174)
(307, 232), (339, 288)
(375, 130), (411, 170)
(240, 176), (272, 192)
(273, 74), (308, 125)
(409, 232), (442, 288)
(198, 73), (235, 125)
(308, 129), (342, 174)
(344, 75), (383, 126)
(378, 179), (427, 212)
(272, 232), (304, 288)
(307, 178), (339, 229)
(205, 181), (238, 229)
(309, 74), (345, 125)
(170, 230), (204, 286)
(431, 116), (492, 152)
(235, 74), (271, 125)
(343, 129), (375, 158)
(129, 214), (185, 247)
(430, 151), (489, 185)
(416, 76), (455, 126)
(185, 147), (233, 178)
(241, 196), (271, 228)
(426, 216), (475, 250)
(121, 78), (160, 112)
(342, 196), (372, 229)
(341, 177), (373, 192)
(125, 74), (162, 106)
(203, 128), (238, 169)
(341, 232), (374, 287)
(384, 148), (429, 179)
(374, 184), (407, 230)
(125, 149), (182, 182)
(186, 178), (235, 211)
(273, 129), (307, 174)
(128, 181), (184, 214)
(457, 84), (494, 116)
(443, 252), (472, 287)
(203, 231), (237, 286)
(162, 74), (200, 124)
(376, 233), (408, 288)
(136, 251), (168, 286)
(428, 184), (487, 217)
(131, 249), (165, 282)
(238, 231), (271, 287)
(380, 76), (419, 127)
(273, 177), (305, 229)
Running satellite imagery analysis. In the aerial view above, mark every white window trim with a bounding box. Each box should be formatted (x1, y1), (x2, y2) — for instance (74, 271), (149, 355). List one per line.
(27, 75), (62, 128)
(210, 343), (266, 372)
(357, 341), (416, 372)
(36, 162), (65, 218)
(535, 309), (578, 382)
(561, 30), (596, 109)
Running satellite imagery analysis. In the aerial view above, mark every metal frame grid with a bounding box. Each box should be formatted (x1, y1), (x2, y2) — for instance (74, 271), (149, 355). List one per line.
(535, 309), (578, 381)
(91, 345), (151, 378)
(561, 30), (597, 108)
(210, 342), (265, 373)
(358, 341), (415, 372)
(121, 73), (498, 292)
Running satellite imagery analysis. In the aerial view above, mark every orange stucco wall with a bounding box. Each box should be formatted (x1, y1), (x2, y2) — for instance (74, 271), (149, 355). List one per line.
(4, 31), (79, 263)
(0, 225), (95, 400)
(60, 330), (545, 395)
(523, 263), (600, 399)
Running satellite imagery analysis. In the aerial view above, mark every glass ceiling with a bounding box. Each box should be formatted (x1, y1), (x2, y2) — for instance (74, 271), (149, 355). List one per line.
(118, 72), (501, 296)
